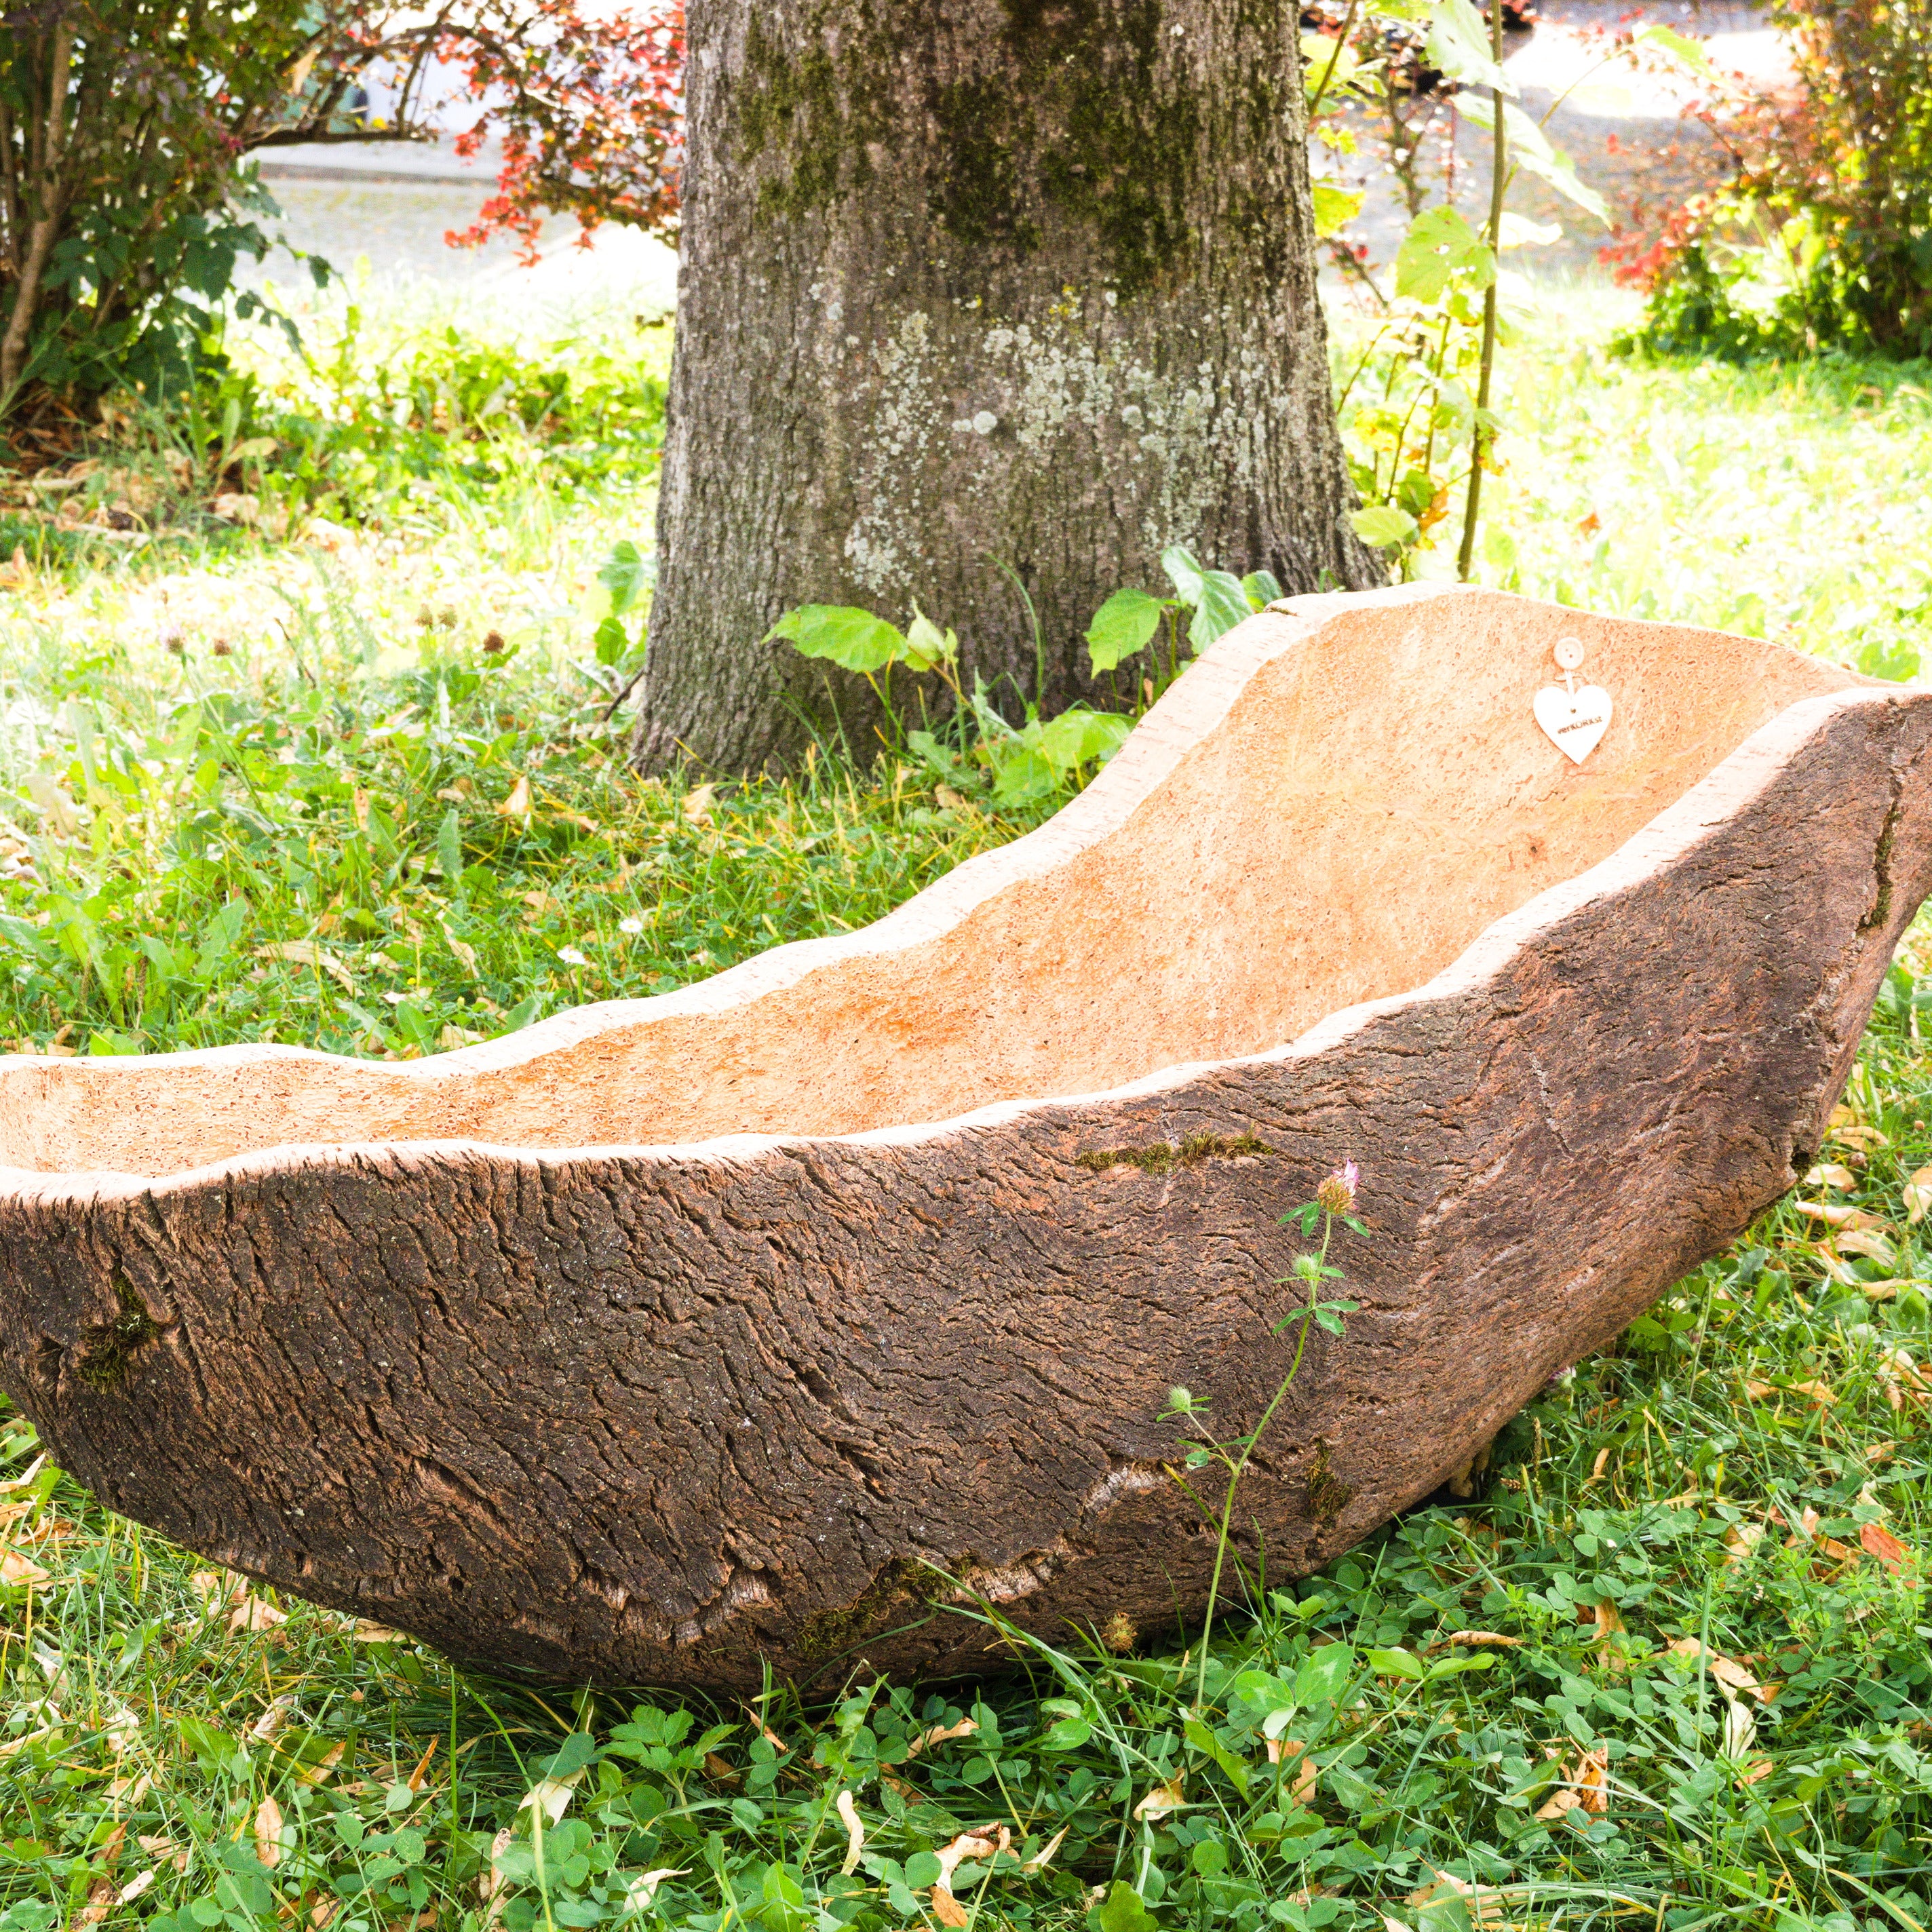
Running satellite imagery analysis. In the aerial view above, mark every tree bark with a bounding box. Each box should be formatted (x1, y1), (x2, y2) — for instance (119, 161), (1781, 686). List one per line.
(634, 0), (1380, 773)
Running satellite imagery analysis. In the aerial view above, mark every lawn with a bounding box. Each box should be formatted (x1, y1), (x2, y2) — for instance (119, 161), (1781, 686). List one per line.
(0, 279), (1928, 1932)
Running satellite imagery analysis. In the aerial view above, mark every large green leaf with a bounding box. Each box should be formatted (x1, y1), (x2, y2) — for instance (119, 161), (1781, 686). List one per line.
(902, 606), (959, 672)
(1425, 0), (1515, 94)
(1036, 707), (1134, 774)
(989, 745), (1060, 807)
(1290, 1642), (1355, 1707)
(1461, 96), (1610, 225)
(1350, 504), (1420, 549)
(765, 605), (906, 672)
(597, 539), (653, 617)
(1312, 180), (1365, 239)
(1242, 568), (1285, 609)
(1395, 205), (1496, 304)
(1090, 1882), (1161, 1932)
(1162, 546), (1248, 651)
(1085, 587), (1167, 672)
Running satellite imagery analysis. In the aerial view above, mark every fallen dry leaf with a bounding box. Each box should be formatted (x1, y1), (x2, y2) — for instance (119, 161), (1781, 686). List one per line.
(1794, 1199), (1892, 1233)
(350, 1622), (403, 1642)
(1723, 1523), (1765, 1568)
(1665, 1637), (1769, 1701)
(929, 1824), (1009, 1923)
(1427, 1630), (1523, 1650)
(256, 940), (355, 990)
(836, 1789), (865, 1876)
(255, 1797), (284, 1868)
(1, 1547), (50, 1587)
(1532, 1745), (1608, 1821)
(480, 1826), (515, 1923)
(1833, 1229), (1897, 1266)
(680, 782), (717, 826)
(70, 1876), (115, 1929)
(1266, 1736), (1319, 1803)
(1408, 1867), (1513, 1929)
(115, 1871), (156, 1908)
(1593, 1601), (1625, 1639)
(1739, 1758), (1775, 1786)
(1853, 1277), (1914, 1302)
(1860, 1520), (1912, 1572)
(228, 1591), (288, 1633)
(906, 1717), (976, 1758)
(248, 1693), (298, 1744)
(407, 1737), (439, 1792)
(1722, 1699), (1757, 1759)
(1826, 1105), (1885, 1146)
(1743, 1377), (1834, 1406)
(1020, 1825), (1068, 1876)
(1804, 1162), (1858, 1191)
(622, 1871), (689, 1914)
(496, 775), (533, 820)
(1906, 1165), (1932, 1224)
(1133, 1774), (1185, 1819)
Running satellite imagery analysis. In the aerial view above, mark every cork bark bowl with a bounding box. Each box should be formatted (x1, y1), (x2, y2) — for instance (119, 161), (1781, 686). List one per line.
(1, 583), (1928, 1693)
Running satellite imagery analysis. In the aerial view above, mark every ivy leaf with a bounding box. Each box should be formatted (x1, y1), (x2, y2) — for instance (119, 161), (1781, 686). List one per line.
(766, 605), (907, 672)
(1085, 587), (1167, 671)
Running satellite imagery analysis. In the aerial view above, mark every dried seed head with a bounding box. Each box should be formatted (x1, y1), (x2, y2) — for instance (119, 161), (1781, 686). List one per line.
(1102, 1611), (1138, 1654)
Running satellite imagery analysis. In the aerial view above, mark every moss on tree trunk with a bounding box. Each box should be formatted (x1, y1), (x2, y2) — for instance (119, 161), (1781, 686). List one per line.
(635, 0), (1378, 773)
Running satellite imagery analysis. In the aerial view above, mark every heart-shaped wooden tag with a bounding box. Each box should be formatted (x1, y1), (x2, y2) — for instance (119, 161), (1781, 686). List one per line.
(1533, 682), (1613, 765)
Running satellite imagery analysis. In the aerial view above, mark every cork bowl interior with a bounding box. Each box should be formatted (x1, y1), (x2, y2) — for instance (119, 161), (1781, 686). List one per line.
(0, 584), (1860, 1181)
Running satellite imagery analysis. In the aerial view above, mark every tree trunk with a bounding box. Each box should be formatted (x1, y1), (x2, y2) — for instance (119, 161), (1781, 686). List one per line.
(634, 0), (1380, 774)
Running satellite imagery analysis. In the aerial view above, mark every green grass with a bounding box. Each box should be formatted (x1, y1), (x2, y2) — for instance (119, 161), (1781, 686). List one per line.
(1, 286), (1930, 1932)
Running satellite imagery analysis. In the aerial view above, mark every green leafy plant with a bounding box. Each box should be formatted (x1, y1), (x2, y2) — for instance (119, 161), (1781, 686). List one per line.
(1163, 1161), (1366, 1709)
(1307, 0), (1612, 575)
(1085, 547), (1283, 684)
(1621, 0), (1932, 362)
(765, 549), (1281, 811)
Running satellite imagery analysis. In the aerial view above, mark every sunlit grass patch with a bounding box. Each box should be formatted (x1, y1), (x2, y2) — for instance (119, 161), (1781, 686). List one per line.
(0, 284), (1929, 1932)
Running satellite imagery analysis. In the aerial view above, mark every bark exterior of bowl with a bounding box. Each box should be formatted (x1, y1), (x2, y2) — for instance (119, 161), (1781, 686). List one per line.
(1, 586), (1929, 1692)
